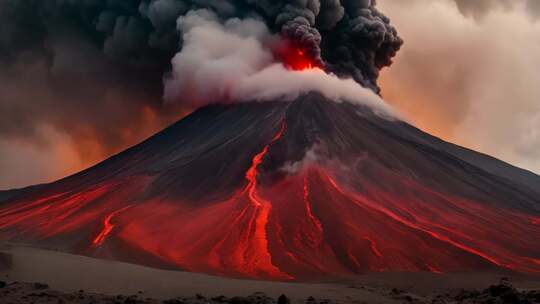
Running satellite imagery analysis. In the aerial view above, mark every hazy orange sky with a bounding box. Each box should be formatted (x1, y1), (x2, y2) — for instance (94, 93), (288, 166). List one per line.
(378, 0), (540, 174)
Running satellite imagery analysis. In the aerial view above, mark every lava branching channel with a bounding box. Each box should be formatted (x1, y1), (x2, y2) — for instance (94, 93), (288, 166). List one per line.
(0, 97), (539, 280)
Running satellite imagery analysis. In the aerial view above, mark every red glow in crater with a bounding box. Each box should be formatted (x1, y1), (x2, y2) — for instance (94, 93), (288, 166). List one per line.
(289, 49), (315, 71)
(276, 47), (319, 71)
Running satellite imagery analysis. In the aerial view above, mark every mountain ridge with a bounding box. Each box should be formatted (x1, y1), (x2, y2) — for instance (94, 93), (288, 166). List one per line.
(0, 93), (539, 279)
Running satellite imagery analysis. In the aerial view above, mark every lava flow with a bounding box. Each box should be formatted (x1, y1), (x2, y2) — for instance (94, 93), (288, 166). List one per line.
(303, 177), (323, 244)
(245, 122), (287, 206)
(0, 95), (539, 280)
(92, 205), (133, 247)
(224, 121), (291, 279)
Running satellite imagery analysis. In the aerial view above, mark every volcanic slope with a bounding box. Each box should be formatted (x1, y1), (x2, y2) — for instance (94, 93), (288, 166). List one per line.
(0, 93), (539, 280)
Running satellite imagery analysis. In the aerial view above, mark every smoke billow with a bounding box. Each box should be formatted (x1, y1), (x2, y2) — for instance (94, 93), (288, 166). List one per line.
(163, 10), (391, 113)
(1, 0), (402, 95)
(0, 0), (401, 188)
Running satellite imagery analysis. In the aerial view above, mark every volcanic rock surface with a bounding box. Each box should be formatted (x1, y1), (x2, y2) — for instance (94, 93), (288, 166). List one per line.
(0, 93), (539, 280)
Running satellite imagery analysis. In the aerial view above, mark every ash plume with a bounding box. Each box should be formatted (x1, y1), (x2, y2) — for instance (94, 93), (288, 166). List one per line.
(163, 10), (390, 113)
(1, 0), (402, 96)
(0, 0), (401, 188)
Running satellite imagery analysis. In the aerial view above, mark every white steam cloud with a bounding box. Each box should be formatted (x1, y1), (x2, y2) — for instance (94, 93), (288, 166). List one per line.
(164, 10), (394, 115)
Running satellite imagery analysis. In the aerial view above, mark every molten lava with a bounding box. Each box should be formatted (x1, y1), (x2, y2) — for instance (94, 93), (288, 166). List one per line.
(0, 95), (539, 280)
(245, 122), (286, 206)
(92, 205), (133, 247)
(224, 121), (291, 279)
(303, 177), (323, 244)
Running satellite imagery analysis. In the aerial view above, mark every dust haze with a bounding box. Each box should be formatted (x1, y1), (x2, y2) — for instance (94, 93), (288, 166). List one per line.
(378, 0), (540, 174)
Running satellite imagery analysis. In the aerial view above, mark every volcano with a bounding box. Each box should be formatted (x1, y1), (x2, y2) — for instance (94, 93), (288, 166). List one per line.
(0, 93), (539, 280)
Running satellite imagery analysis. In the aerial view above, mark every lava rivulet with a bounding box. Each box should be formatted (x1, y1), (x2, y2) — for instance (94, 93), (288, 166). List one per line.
(0, 96), (539, 280)
(238, 121), (291, 279)
(92, 205), (133, 247)
(302, 177), (324, 246)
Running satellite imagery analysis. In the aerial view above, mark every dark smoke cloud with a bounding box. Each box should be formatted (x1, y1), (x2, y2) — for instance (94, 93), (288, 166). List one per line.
(0, 0), (401, 189)
(1, 0), (402, 95)
(163, 10), (389, 111)
(0, 0), (179, 166)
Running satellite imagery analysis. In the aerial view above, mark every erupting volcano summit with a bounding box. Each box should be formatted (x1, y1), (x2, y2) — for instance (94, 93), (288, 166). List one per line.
(1, 93), (539, 280)
(0, 0), (539, 283)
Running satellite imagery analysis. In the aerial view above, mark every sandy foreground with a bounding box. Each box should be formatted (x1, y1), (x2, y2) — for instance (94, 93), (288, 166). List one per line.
(0, 244), (539, 303)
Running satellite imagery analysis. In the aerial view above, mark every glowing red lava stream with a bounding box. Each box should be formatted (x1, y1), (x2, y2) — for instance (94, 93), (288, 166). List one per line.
(365, 237), (382, 258)
(426, 263), (443, 274)
(245, 122), (287, 204)
(92, 205), (133, 247)
(238, 122), (292, 279)
(324, 173), (507, 270)
(303, 177), (323, 243)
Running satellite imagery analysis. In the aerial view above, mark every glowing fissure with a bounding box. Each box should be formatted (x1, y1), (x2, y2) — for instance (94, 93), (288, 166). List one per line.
(0, 185), (115, 238)
(92, 205), (133, 247)
(0, 204), (51, 230)
(1, 157), (539, 277)
(208, 199), (250, 270)
(425, 263), (442, 274)
(274, 220), (303, 265)
(1, 92), (539, 280)
(41, 189), (111, 237)
(347, 248), (362, 269)
(303, 177), (323, 244)
(0, 193), (65, 218)
(241, 122), (290, 278)
(364, 237), (382, 258)
(324, 173), (505, 269)
(0, 193), (67, 231)
(214, 122), (292, 279)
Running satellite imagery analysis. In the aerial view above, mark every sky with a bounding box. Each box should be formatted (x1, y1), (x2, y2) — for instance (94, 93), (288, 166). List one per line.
(379, 0), (540, 174)
(1, 0), (540, 189)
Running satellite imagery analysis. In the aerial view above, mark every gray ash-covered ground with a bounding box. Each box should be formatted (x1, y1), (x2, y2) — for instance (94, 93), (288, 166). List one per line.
(0, 282), (299, 304)
(0, 279), (538, 304)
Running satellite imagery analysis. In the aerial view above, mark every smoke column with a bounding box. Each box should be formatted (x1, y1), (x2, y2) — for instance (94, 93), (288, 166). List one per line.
(0, 0), (402, 189)
(163, 9), (393, 113)
(1, 0), (402, 95)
